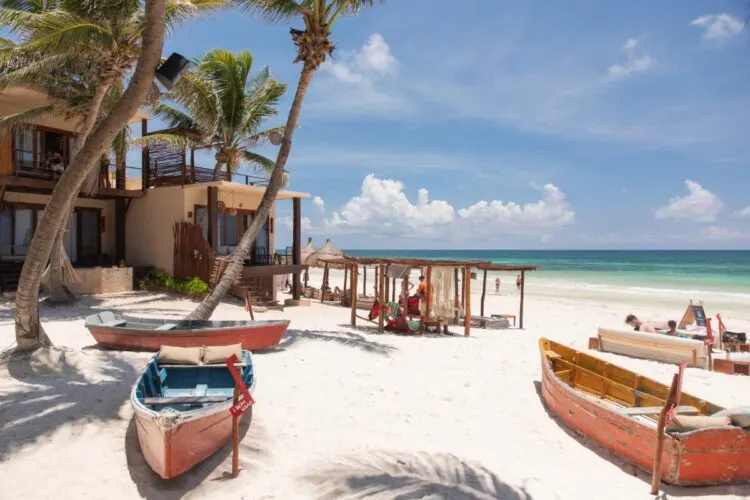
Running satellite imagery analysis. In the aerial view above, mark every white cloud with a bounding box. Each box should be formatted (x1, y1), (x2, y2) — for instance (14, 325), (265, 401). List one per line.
(655, 180), (723, 222)
(607, 37), (653, 79)
(323, 174), (574, 240)
(312, 196), (325, 213)
(691, 14), (744, 41)
(323, 33), (397, 84)
(735, 206), (750, 218)
(701, 226), (749, 241)
(279, 215), (312, 232)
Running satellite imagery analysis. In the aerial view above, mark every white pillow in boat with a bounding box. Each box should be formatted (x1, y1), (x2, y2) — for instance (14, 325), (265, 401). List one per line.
(158, 345), (202, 365)
(202, 344), (243, 364)
(666, 415), (732, 432)
(711, 407), (750, 428)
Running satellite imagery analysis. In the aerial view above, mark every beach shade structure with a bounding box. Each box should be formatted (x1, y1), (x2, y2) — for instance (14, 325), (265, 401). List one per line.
(300, 237), (316, 287)
(305, 239), (347, 299)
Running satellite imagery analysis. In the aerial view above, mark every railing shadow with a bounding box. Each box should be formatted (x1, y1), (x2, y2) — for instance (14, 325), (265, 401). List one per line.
(301, 450), (533, 499)
(0, 348), (141, 460)
(281, 329), (397, 357)
(532, 381), (750, 498)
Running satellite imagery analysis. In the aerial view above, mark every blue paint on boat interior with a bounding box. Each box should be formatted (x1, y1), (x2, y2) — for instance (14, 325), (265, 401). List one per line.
(134, 350), (254, 412)
(86, 311), (287, 332)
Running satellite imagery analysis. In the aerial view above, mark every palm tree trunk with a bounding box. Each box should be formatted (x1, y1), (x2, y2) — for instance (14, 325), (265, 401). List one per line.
(45, 82), (111, 304)
(212, 159), (223, 180)
(14, 0), (168, 352)
(186, 63), (317, 320)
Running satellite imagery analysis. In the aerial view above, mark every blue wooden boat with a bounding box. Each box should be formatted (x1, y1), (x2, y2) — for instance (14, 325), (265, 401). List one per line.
(130, 349), (255, 479)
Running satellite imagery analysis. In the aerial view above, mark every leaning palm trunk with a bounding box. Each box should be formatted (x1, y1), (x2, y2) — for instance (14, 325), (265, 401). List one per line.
(14, 0), (168, 352)
(186, 63), (316, 320)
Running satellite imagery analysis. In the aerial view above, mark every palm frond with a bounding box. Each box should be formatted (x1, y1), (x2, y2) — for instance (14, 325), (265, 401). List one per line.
(328, 0), (383, 25)
(230, 0), (302, 23)
(164, 0), (229, 33)
(0, 52), (71, 90)
(130, 133), (198, 151)
(152, 102), (200, 132)
(242, 150), (275, 172)
(14, 10), (115, 54)
(166, 68), (221, 136)
(241, 66), (286, 134)
(0, 104), (55, 132)
(199, 49), (253, 138)
(247, 125), (285, 148)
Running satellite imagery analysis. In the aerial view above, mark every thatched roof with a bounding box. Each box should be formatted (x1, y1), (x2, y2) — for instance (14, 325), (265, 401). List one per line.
(305, 238), (345, 268)
(301, 237), (316, 263)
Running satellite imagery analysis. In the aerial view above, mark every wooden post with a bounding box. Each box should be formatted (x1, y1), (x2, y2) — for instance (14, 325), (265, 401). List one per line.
(425, 265), (433, 321)
(460, 268), (466, 311)
(291, 197), (301, 300)
(384, 272), (390, 302)
(141, 119), (149, 191)
(519, 270), (526, 329)
(480, 269), (488, 318)
(362, 266), (367, 297)
(350, 265), (359, 327)
(207, 186), (218, 249)
(343, 265), (348, 297)
(392, 277), (396, 302)
(321, 262), (329, 303)
(651, 371), (681, 495)
(232, 385), (240, 478)
(464, 266), (472, 336)
(378, 264), (386, 332)
(454, 268), (460, 324)
(374, 265), (379, 297)
(115, 198), (126, 264)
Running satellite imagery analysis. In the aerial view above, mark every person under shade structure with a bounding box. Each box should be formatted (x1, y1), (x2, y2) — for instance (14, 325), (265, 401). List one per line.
(495, 277), (501, 294)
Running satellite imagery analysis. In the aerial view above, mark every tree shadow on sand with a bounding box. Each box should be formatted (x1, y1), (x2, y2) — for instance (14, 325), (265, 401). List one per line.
(0, 348), (141, 460)
(125, 407), (270, 500)
(301, 450), (533, 500)
(532, 381), (750, 498)
(341, 323), (465, 339)
(281, 329), (397, 357)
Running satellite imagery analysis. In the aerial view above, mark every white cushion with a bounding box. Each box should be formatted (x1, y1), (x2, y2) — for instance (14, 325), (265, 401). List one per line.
(155, 323), (178, 331)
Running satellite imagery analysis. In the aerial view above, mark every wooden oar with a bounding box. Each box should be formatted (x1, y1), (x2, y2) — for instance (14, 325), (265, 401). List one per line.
(651, 362), (686, 495)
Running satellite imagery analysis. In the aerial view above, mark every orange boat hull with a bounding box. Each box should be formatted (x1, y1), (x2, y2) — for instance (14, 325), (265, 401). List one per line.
(89, 322), (288, 351)
(134, 404), (245, 479)
(540, 352), (750, 486)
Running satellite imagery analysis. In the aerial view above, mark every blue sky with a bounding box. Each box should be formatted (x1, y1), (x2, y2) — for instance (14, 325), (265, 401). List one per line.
(150, 0), (750, 250)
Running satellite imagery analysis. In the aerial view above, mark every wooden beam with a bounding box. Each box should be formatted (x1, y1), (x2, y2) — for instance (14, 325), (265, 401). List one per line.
(464, 266), (472, 336)
(207, 185), (218, 249)
(378, 264), (386, 332)
(292, 197), (301, 300)
(519, 270), (526, 329)
(454, 268), (459, 324)
(362, 265), (367, 297)
(392, 277), (396, 302)
(480, 269), (488, 318)
(234, 264), (308, 277)
(425, 265), (433, 321)
(460, 268), (465, 311)
(350, 264), (359, 327)
(321, 262), (329, 303)
(141, 119), (149, 190)
(343, 265), (348, 297)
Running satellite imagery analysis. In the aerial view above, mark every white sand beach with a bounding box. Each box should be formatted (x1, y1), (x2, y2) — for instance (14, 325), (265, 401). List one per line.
(1, 268), (750, 500)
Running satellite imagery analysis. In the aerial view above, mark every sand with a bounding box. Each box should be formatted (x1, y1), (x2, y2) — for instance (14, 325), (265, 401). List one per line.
(1, 268), (750, 500)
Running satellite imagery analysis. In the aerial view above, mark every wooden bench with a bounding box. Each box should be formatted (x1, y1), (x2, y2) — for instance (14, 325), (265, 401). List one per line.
(491, 314), (516, 326)
(143, 395), (231, 405)
(616, 405), (699, 416)
(421, 318), (449, 334)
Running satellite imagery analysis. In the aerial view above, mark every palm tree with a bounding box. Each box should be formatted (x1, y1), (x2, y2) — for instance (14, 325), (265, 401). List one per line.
(9, 0), (173, 352)
(1, 0), (225, 306)
(151, 49), (287, 184)
(186, 0), (386, 320)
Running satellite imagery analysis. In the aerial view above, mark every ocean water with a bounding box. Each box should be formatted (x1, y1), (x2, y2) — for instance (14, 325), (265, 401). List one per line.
(344, 250), (750, 317)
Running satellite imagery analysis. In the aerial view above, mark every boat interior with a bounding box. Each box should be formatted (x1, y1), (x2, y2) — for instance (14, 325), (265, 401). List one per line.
(87, 311), (285, 331)
(540, 338), (722, 424)
(134, 351), (254, 412)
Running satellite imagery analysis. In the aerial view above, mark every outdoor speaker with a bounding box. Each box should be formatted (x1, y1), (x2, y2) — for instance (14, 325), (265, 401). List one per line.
(155, 53), (190, 90)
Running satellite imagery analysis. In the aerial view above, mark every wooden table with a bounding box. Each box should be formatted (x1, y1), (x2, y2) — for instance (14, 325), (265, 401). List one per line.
(491, 314), (517, 327)
(421, 318), (449, 335)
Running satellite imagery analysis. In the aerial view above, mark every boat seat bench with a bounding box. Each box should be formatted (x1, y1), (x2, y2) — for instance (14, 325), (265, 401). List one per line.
(144, 395), (232, 405)
(155, 323), (178, 331)
(158, 363), (247, 368)
(616, 405), (700, 416)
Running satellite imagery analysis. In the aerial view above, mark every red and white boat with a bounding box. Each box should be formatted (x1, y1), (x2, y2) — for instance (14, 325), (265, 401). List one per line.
(85, 311), (289, 351)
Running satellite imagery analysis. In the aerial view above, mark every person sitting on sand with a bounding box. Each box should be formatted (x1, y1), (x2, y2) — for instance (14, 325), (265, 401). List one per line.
(625, 314), (656, 333)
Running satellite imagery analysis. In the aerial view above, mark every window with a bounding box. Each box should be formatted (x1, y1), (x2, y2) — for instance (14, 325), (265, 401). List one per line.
(0, 208), (11, 257)
(14, 209), (33, 256)
(194, 206), (208, 241)
(222, 214), (238, 246)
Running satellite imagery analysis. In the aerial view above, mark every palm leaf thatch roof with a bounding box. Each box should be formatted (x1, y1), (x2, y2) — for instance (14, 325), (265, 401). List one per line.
(305, 238), (346, 268)
(301, 237), (316, 264)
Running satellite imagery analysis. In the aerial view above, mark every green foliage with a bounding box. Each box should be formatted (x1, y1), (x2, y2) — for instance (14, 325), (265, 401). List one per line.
(139, 269), (209, 298)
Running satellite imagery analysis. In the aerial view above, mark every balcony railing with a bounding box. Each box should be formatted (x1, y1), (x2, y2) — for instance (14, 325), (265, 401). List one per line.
(11, 152), (64, 180)
(147, 161), (271, 188)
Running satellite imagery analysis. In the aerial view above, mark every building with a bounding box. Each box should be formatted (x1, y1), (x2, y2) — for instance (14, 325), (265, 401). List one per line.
(0, 86), (309, 301)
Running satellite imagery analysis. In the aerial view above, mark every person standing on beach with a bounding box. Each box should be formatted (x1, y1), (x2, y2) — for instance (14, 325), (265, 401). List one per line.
(516, 274), (522, 291)
(495, 277), (501, 294)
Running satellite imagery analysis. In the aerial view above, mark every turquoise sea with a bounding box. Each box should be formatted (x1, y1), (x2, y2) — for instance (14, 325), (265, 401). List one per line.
(344, 250), (750, 317)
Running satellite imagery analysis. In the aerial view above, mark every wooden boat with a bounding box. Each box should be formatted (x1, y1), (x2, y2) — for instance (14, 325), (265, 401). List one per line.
(591, 327), (750, 375)
(85, 311), (289, 351)
(539, 338), (750, 485)
(131, 348), (255, 479)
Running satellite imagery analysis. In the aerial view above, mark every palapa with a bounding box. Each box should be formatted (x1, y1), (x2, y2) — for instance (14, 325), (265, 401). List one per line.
(305, 238), (346, 269)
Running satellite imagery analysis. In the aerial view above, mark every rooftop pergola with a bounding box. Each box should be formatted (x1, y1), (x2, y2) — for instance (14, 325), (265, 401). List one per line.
(341, 257), (538, 335)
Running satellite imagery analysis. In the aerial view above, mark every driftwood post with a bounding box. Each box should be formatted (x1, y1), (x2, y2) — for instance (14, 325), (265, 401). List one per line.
(460, 268), (466, 311)
(480, 269), (488, 318)
(519, 270), (526, 329)
(392, 277), (396, 302)
(454, 268), (460, 324)
(343, 265), (348, 297)
(362, 266), (367, 297)
(321, 262), (329, 303)
(425, 265), (433, 321)
(350, 265), (359, 327)
(232, 385), (240, 478)
(464, 266), (472, 336)
(651, 365), (684, 495)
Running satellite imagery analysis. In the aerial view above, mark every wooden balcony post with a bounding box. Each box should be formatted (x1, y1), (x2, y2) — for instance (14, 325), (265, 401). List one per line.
(115, 198), (126, 264)
(141, 119), (149, 190)
(292, 197), (301, 300)
(207, 186), (218, 249)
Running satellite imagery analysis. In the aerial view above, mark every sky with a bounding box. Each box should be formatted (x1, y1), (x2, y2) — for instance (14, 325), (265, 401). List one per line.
(149, 0), (750, 250)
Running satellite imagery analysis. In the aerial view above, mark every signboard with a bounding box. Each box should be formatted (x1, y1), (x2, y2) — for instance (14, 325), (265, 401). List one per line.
(226, 353), (254, 416)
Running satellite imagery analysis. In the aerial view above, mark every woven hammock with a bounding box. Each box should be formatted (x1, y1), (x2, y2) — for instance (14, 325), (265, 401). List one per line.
(430, 267), (455, 319)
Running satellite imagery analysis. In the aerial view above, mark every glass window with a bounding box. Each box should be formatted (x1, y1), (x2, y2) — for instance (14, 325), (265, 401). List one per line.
(14, 128), (34, 168)
(0, 208), (11, 257)
(14, 209), (33, 256)
(224, 214), (238, 246)
(194, 207), (208, 241)
(64, 212), (77, 263)
(79, 210), (99, 263)
(254, 218), (269, 262)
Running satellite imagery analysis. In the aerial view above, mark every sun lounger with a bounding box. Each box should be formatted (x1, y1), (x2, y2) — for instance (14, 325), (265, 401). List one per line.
(462, 315), (510, 329)
(592, 327), (710, 368)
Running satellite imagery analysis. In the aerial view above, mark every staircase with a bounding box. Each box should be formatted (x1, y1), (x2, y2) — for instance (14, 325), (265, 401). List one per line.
(0, 260), (22, 293)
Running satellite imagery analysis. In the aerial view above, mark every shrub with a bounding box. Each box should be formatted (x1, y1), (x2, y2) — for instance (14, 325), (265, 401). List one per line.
(138, 269), (209, 298)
